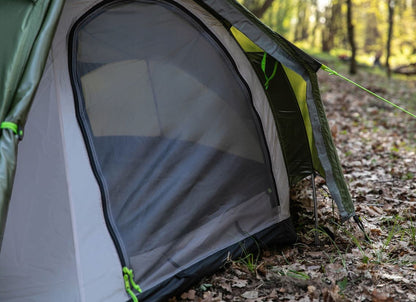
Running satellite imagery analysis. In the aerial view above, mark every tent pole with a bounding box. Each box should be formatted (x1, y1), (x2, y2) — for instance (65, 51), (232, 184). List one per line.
(311, 172), (320, 246)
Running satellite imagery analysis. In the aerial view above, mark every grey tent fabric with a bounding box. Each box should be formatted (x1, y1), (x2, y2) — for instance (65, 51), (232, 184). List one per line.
(0, 61), (82, 301)
(0, 52), (127, 301)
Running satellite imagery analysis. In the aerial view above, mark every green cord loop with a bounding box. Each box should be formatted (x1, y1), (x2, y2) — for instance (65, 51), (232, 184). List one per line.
(1, 121), (23, 139)
(123, 274), (138, 302)
(321, 64), (416, 119)
(261, 53), (278, 90)
(123, 267), (142, 302)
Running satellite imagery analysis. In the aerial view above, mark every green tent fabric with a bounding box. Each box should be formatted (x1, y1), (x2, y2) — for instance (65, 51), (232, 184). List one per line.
(216, 0), (354, 218)
(0, 0), (64, 249)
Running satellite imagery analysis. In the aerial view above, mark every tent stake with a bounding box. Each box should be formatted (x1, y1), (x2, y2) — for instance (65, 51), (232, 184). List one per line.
(311, 173), (320, 246)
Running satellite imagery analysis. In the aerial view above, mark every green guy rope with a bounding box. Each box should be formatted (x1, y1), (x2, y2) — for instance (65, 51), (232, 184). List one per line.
(123, 267), (142, 302)
(1, 121), (23, 137)
(321, 64), (416, 119)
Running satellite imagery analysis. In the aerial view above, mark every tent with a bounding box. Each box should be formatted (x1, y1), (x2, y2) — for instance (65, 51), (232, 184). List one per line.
(0, 0), (355, 301)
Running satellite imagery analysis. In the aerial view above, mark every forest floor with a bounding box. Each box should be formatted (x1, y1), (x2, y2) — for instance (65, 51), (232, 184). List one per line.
(170, 64), (416, 302)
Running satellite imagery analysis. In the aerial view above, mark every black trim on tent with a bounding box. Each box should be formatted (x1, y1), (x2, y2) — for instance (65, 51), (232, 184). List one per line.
(135, 218), (297, 302)
(68, 9), (129, 268)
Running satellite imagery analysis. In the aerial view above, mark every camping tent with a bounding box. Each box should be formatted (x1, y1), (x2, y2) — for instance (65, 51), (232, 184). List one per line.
(0, 0), (355, 301)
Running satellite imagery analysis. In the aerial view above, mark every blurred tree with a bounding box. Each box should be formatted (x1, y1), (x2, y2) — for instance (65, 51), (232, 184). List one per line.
(240, 0), (416, 74)
(262, 0), (295, 36)
(386, 0), (395, 77)
(347, 0), (357, 74)
(321, 0), (343, 52)
(309, 0), (321, 48)
(364, 5), (381, 53)
(294, 0), (311, 42)
(394, 0), (416, 61)
(241, 0), (276, 18)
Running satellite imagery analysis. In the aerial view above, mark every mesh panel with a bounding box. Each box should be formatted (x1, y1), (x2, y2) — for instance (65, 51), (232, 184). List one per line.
(72, 0), (279, 291)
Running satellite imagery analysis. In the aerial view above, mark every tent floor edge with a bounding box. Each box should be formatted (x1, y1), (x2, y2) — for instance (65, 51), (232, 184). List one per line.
(134, 218), (297, 302)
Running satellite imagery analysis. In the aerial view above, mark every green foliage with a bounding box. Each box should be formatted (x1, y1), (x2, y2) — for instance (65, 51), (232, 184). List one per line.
(236, 240), (261, 273)
(285, 269), (311, 280)
(337, 276), (348, 295)
(199, 283), (212, 291)
(237, 249), (258, 273)
(376, 215), (401, 263)
(312, 227), (347, 267)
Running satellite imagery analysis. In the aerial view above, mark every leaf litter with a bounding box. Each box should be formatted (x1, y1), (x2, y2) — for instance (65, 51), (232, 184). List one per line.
(170, 71), (416, 301)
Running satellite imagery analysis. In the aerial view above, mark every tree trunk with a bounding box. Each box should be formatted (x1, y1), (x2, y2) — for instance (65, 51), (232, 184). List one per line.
(364, 13), (380, 52)
(294, 0), (310, 42)
(386, 0), (395, 78)
(310, 0), (320, 48)
(321, 1), (342, 52)
(346, 0), (357, 74)
(251, 0), (275, 18)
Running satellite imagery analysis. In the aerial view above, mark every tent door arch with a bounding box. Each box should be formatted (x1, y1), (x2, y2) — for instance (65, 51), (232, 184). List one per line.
(69, 0), (280, 292)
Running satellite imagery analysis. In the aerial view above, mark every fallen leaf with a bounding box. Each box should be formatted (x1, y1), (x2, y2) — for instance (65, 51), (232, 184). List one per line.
(231, 279), (248, 288)
(371, 289), (394, 302)
(187, 290), (196, 300)
(371, 229), (382, 236)
(241, 291), (258, 299)
(268, 289), (278, 298)
(202, 291), (213, 302)
(381, 273), (410, 283)
(322, 285), (342, 302)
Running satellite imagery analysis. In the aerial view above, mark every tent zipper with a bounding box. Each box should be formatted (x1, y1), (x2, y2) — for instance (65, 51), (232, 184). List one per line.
(68, 9), (130, 271)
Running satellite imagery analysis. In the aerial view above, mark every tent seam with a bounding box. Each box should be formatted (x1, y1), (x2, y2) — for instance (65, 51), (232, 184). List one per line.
(51, 46), (86, 302)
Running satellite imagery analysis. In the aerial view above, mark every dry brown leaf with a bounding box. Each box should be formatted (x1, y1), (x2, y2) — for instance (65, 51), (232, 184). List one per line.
(371, 289), (394, 302)
(331, 123), (338, 139)
(268, 289), (278, 298)
(201, 291), (213, 302)
(322, 285), (343, 302)
(370, 228), (382, 236)
(187, 290), (196, 300)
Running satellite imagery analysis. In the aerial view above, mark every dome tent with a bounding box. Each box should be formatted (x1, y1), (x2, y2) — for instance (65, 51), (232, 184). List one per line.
(0, 0), (355, 301)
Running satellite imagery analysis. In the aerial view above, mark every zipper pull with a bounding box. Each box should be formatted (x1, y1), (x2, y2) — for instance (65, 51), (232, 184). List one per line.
(123, 267), (142, 302)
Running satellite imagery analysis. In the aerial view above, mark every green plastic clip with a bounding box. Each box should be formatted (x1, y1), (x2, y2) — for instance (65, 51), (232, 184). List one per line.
(1, 121), (23, 140)
(123, 267), (142, 302)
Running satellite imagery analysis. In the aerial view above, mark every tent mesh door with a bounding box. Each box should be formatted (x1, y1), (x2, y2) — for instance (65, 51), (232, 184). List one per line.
(69, 0), (280, 292)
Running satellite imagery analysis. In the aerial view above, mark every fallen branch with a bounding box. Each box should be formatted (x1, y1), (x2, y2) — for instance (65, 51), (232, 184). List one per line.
(393, 63), (416, 76)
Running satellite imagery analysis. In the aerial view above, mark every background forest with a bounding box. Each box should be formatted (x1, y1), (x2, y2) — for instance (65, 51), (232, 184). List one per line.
(240, 0), (416, 76)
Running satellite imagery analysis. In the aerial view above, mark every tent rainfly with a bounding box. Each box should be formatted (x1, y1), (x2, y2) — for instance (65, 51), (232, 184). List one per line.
(0, 0), (355, 301)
